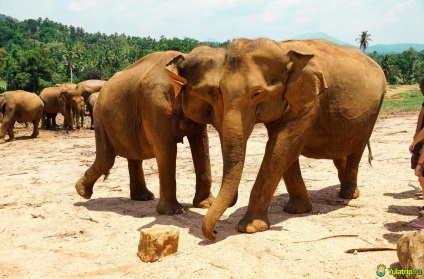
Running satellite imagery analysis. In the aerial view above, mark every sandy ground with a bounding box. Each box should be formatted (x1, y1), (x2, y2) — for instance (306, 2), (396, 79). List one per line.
(1, 85), (423, 279)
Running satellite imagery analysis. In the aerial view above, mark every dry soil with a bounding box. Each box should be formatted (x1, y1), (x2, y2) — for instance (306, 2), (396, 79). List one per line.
(0, 85), (423, 278)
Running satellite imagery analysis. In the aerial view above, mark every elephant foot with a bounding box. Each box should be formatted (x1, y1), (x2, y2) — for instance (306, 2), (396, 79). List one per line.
(130, 190), (155, 201)
(156, 200), (184, 215)
(339, 187), (360, 199)
(75, 177), (93, 199)
(283, 198), (312, 214)
(31, 133), (38, 138)
(238, 212), (270, 233)
(193, 193), (215, 209)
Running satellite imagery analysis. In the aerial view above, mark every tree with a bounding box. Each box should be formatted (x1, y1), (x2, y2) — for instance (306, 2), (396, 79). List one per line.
(356, 31), (372, 52)
(0, 48), (6, 78)
(63, 43), (84, 83)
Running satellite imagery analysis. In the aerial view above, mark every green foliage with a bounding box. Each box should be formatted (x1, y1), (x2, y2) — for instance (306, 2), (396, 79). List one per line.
(0, 14), (228, 93)
(381, 90), (423, 111)
(372, 48), (424, 85)
(0, 79), (6, 93)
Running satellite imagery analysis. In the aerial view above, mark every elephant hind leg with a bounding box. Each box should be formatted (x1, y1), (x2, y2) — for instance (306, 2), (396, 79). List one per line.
(75, 128), (116, 199)
(31, 108), (42, 138)
(333, 152), (362, 199)
(128, 159), (154, 201)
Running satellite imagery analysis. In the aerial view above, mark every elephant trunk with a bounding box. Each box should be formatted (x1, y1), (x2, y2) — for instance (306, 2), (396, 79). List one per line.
(202, 108), (253, 240)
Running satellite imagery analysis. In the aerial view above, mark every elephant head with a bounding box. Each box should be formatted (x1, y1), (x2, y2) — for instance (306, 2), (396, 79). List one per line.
(59, 91), (85, 129)
(201, 38), (328, 240)
(165, 46), (226, 134)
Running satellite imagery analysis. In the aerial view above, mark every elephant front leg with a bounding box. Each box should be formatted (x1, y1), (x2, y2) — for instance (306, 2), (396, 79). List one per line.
(154, 142), (184, 215)
(187, 125), (214, 209)
(0, 124), (6, 144)
(238, 124), (306, 233)
(6, 119), (16, 142)
(282, 160), (312, 214)
(127, 159), (154, 201)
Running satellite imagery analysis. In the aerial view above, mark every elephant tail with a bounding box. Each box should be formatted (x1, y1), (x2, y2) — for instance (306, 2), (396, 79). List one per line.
(367, 140), (373, 166)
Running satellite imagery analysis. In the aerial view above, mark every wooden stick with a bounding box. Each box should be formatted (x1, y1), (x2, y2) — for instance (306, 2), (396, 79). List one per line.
(345, 247), (396, 253)
(293, 234), (359, 243)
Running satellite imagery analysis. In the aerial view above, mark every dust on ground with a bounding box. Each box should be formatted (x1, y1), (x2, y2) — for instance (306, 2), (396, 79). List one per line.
(1, 86), (423, 278)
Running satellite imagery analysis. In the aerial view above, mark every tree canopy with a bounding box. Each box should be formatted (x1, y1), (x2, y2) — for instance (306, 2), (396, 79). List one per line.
(0, 15), (228, 93)
(356, 30), (372, 52)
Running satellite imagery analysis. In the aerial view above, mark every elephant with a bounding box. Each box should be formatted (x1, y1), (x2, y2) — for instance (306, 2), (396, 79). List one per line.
(0, 90), (44, 144)
(86, 92), (99, 130)
(75, 46), (226, 215)
(73, 79), (106, 102)
(58, 90), (85, 129)
(39, 83), (76, 129)
(202, 38), (386, 240)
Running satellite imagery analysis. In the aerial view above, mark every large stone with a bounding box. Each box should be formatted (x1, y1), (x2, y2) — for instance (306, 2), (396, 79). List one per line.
(397, 230), (424, 279)
(137, 225), (179, 263)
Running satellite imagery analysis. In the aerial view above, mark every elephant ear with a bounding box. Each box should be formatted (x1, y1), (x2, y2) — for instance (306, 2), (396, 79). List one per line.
(283, 50), (328, 115)
(165, 55), (188, 97)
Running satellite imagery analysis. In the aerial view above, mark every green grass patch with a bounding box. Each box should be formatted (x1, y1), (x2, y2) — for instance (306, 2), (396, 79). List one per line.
(0, 80), (6, 88)
(382, 89), (423, 111)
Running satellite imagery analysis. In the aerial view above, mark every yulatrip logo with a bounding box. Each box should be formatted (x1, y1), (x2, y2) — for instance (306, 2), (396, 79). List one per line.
(376, 264), (423, 277)
(376, 264), (386, 277)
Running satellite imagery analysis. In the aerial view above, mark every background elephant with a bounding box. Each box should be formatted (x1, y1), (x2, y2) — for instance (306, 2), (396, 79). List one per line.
(59, 91), (85, 129)
(202, 38), (386, 240)
(0, 90), (44, 144)
(39, 83), (76, 129)
(86, 92), (99, 130)
(74, 79), (106, 102)
(75, 47), (225, 215)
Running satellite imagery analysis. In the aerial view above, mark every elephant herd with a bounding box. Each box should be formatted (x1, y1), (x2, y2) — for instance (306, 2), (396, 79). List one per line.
(3, 38), (387, 241)
(0, 79), (106, 143)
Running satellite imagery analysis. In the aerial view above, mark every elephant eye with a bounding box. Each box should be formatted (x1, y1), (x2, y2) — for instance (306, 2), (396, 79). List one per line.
(268, 77), (280, 86)
(252, 89), (264, 98)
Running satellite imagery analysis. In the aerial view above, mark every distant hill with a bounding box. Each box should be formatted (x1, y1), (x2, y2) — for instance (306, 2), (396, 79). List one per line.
(366, 44), (424, 54)
(291, 32), (424, 53)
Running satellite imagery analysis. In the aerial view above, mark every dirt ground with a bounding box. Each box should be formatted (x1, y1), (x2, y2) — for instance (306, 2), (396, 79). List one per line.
(1, 85), (423, 278)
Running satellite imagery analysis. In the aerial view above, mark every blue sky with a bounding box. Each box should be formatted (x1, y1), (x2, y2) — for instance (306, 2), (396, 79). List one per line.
(0, 0), (423, 45)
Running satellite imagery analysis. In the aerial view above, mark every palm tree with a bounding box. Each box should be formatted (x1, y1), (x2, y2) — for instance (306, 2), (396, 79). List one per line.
(63, 43), (84, 83)
(356, 31), (372, 53)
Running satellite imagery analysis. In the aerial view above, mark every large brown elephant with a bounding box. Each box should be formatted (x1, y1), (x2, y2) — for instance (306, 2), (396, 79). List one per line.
(39, 83), (76, 129)
(75, 47), (225, 215)
(0, 90), (44, 143)
(202, 38), (386, 240)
